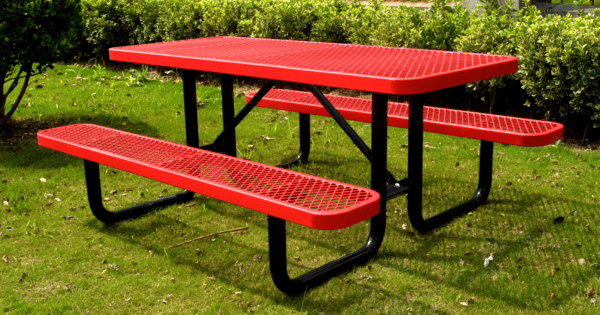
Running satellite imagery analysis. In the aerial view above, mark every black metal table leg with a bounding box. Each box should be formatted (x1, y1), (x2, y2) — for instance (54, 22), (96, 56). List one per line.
(203, 80), (276, 154)
(82, 70), (203, 224)
(407, 94), (494, 233)
(268, 93), (388, 295)
(276, 113), (311, 168)
(220, 74), (237, 157)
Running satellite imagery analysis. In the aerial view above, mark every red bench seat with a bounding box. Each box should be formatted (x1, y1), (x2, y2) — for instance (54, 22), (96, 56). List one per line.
(37, 124), (379, 230)
(247, 89), (563, 147)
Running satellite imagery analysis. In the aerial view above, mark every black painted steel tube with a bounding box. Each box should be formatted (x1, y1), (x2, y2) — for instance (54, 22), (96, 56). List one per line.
(83, 69), (204, 224)
(220, 74), (237, 157)
(84, 160), (194, 224)
(211, 80), (275, 152)
(277, 113), (311, 168)
(406, 92), (495, 233)
(182, 70), (200, 148)
(268, 93), (388, 295)
(306, 85), (396, 184)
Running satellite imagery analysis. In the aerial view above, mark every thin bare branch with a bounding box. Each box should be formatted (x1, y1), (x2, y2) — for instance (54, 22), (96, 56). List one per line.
(5, 67), (25, 97)
(1, 65), (32, 125)
(167, 225), (249, 249)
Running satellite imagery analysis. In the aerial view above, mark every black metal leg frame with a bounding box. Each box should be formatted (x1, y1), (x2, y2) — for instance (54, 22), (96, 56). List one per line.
(81, 69), (491, 293)
(406, 94), (493, 233)
(271, 90), (494, 234)
(83, 70), (201, 224)
(202, 76), (388, 294)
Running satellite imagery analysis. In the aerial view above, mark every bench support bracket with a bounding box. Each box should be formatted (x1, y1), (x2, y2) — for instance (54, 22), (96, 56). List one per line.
(268, 92), (388, 295)
(83, 160), (195, 224)
(407, 93), (494, 233)
(81, 69), (203, 224)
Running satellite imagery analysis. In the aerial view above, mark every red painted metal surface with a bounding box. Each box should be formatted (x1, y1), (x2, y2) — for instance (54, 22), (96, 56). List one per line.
(109, 37), (518, 95)
(37, 124), (379, 230)
(248, 89), (564, 147)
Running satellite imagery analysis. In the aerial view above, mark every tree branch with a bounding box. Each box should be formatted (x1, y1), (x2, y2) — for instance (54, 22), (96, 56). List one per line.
(5, 67), (25, 97)
(167, 225), (249, 249)
(1, 64), (32, 126)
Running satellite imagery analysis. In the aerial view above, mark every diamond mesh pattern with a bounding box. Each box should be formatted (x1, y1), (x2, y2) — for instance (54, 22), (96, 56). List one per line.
(111, 37), (511, 79)
(38, 125), (378, 225)
(249, 90), (563, 147)
(109, 37), (518, 94)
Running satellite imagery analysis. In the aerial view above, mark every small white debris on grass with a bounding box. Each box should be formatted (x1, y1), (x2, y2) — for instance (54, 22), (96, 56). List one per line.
(40, 178), (47, 182)
(484, 254), (493, 267)
(44, 193), (53, 198)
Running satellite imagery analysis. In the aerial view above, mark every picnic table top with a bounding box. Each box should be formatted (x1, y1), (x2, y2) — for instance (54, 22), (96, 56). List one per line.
(109, 36), (518, 95)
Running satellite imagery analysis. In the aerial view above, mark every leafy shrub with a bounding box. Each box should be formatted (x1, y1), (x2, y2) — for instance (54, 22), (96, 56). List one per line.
(154, 0), (205, 41)
(516, 9), (600, 121)
(453, 0), (526, 112)
(248, 0), (316, 40)
(310, 0), (361, 43)
(75, 0), (600, 125)
(347, 0), (469, 51)
(1, 0), (85, 129)
(201, 0), (262, 37)
(82, 0), (140, 56)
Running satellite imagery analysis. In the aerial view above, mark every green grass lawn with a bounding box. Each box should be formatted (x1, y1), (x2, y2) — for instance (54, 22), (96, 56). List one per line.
(1, 64), (599, 314)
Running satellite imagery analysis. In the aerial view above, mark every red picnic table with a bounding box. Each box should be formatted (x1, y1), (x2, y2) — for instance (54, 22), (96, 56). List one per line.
(39, 37), (562, 294)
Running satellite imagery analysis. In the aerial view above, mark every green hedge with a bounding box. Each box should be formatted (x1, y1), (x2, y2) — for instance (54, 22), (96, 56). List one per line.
(77, 0), (600, 125)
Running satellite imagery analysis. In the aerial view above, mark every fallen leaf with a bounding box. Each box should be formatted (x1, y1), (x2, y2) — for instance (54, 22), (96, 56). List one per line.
(110, 190), (117, 195)
(553, 217), (565, 224)
(468, 297), (475, 304)
(455, 162), (460, 167)
(2, 255), (8, 263)
(550, 293), (555, 299)
(517, 256), (523, 262)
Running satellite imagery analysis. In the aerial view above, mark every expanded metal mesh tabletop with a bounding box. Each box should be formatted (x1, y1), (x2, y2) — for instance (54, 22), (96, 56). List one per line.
(248, 90), (564, 147)
(38, 124), (380, 230)
(109, 37), (518, 95)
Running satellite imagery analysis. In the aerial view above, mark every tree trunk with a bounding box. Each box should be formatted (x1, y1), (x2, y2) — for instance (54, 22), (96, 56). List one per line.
(0, 64), (32, 131)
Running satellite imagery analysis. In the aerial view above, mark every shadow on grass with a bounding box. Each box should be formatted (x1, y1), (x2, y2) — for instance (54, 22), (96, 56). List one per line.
(0, 112), (179, 170)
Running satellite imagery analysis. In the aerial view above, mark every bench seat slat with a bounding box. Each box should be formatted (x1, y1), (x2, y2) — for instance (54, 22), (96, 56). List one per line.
(248, 89), (563, 147)
(37, 124), (379, 230)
